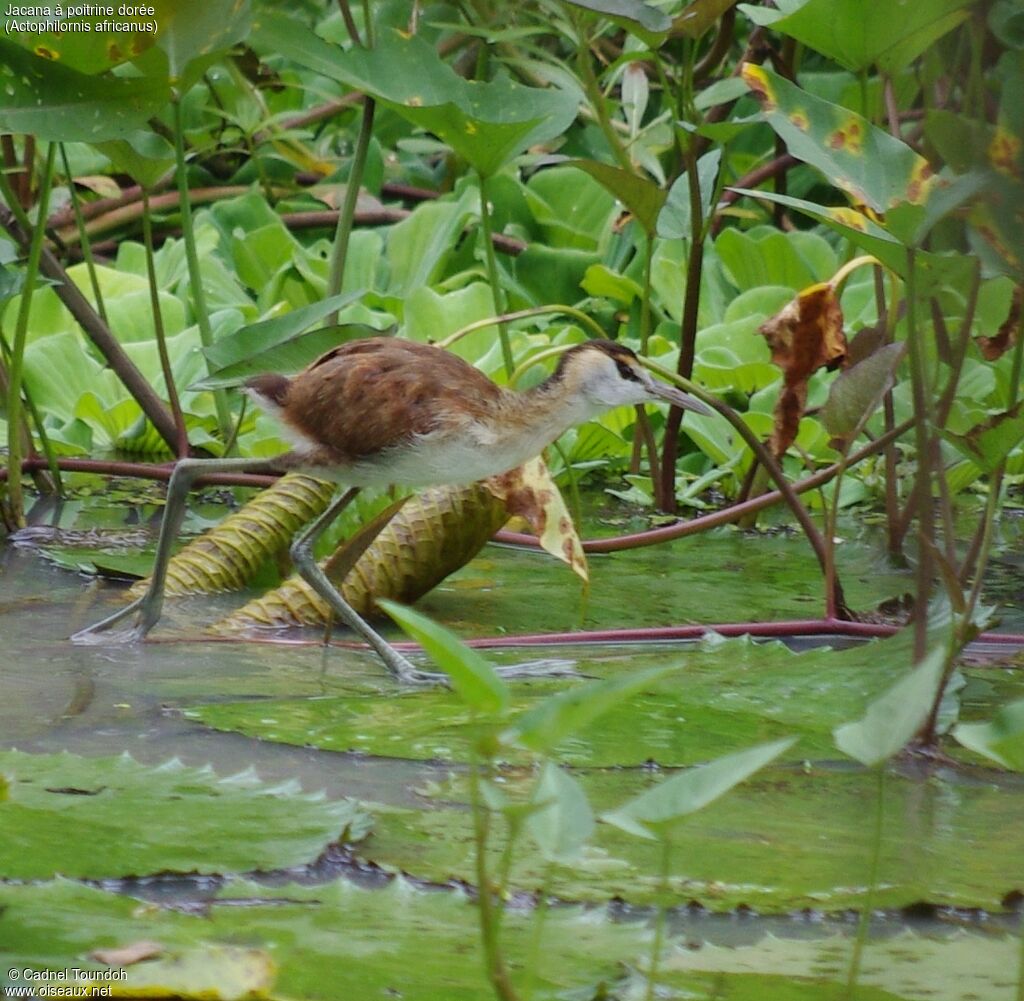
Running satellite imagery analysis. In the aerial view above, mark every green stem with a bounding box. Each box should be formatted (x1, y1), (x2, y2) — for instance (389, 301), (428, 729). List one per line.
(645, 359), (847, 615)
(441, 304), (608, 352)
(640, 230), (654, 353)
(477, 172), (513, 379)
(645, 838), (673, 1001)
(141, 187), (189, 459)
(172, 95), (233, 444)
(0, 329), (61, 496)
(5, 142), (56, 527)
(845, 766), (886, 999)
(924, 287), (1024, 740)
(1016, 913), (1024, 1001)
(575, 19), (632, 173)
(523, 862), (554, 1001)
(326, 98), (376, 324)
(904, 250), (933, 661)
(469, 757), (520, 1001)
(59, 143), (108, 325)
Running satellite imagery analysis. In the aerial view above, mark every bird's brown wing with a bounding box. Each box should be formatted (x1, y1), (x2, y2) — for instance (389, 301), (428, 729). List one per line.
(280, 338), (504, 460)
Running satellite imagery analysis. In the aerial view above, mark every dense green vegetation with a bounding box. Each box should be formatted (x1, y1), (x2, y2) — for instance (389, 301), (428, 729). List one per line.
(1, 1), (1022, 999)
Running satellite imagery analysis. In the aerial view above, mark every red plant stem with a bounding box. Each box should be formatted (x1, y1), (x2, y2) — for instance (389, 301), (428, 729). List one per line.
(73, 212), (527, 262)
(177, 620), (1024, 650)
(712, 153), (799, 235)
(7, 419), (911, 549)
(1, 456), (277, 489)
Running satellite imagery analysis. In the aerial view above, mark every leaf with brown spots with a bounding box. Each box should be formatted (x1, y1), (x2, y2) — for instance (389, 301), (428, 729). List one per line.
(741, 64), (937, 213)
(976, 285), (1021, 361)
(759, 282), (847, 458)
(487, 458), (589, 583)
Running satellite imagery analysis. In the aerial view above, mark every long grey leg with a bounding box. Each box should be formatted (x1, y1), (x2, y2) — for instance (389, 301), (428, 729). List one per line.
(72, 457), (272, 643)
(291, 493), (573, 685)
(288, 487), (444, 686)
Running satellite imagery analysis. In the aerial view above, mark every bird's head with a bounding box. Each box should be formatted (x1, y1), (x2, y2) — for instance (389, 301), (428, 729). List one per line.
(552, 340), (712, 416)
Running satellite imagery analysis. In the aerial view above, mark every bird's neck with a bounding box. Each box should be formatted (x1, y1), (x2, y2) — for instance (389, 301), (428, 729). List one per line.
(491, 376), (601, 463)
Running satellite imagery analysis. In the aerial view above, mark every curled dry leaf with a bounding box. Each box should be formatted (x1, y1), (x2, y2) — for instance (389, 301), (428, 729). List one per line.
(214, 458), (585, 630)
(975, 284), (1021, 361)
(218, 481), (508, 627)
(129, 473), (335, 599)
(758, 281), (848, 457)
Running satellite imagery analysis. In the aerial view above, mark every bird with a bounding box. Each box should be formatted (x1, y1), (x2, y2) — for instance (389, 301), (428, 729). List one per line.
(73, 336), (710, 683)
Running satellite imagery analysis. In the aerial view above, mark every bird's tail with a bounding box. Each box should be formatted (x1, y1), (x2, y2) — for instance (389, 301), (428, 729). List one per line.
(244, 373), (291, 417)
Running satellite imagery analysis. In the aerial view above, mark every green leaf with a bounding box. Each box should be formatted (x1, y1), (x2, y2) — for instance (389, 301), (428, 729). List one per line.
(526, 762), (595, 863)
(567, 160), (666, 235)
(741, 63), (935, 213)
(251, 17), (578, 177)
(1, 7), (159, 72)
(561, 0), (672, 48)
(821, 342), (907, 442)
(0, 39), (168, 141)
(198, 292), (364, 385)
(673, 0), (741, 40)
(739, 0), (973, 73)
(385, 189), (478, 296)
(95, 130), (175, 188)
(601, 738), (796, 840)
(156, 0), (252, 88)
(505, 666), (676, 754)
(728, 188), (975, 293)
(657, 149), (721, 239)
(0, 750), (369, 879)
(2, 878), (652, 1001)
(990, 0), (1024, 48)
(833, 646), (947, 767)
(581, 263), (643, 304)
(953, 699), (1024, 770)
(379, 601), (510, 717)
(941, 403), (1024, 474)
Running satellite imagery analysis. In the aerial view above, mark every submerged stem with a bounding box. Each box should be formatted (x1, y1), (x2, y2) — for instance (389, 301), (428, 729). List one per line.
(645, 838), (673, 1001)
(846, 766), (885, 998)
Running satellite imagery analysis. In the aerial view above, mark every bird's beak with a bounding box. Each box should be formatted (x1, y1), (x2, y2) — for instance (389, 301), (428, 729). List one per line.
(640, 371), (713, 416)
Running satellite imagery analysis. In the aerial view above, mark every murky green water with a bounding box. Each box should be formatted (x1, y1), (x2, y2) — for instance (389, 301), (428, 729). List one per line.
(2, 497), (1022, 1000)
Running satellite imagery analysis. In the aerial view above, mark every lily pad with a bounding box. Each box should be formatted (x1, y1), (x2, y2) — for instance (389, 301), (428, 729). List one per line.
(360, 763), (1024, 912)
(0, 751), (369, 880)
(652, 928), (1019, 1001)
(186, 633), (942, 767)
(1, 877), (650, 1001)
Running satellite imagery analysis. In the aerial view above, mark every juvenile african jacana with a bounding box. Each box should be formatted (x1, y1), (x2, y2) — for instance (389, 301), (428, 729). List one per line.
(74, 337), (710, 683)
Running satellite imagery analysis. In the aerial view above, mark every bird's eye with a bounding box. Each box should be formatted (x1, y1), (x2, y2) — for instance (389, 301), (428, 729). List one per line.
(615, 359), (642, 382)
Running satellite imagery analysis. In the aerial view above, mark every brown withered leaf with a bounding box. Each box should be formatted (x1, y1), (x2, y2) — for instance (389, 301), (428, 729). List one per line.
(485, 456), (588, 583)
(976, 285), (1021, 361)
(759, 281), (847, 457)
